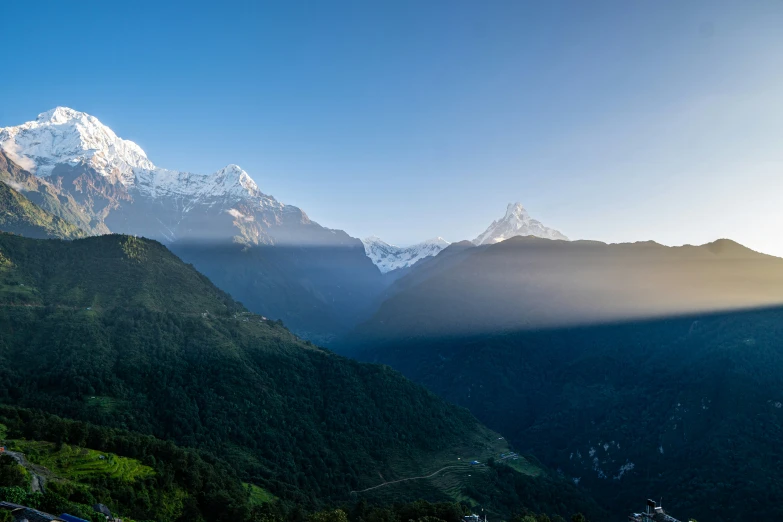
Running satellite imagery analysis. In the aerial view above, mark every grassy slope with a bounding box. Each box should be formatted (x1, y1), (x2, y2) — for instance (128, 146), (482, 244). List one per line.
(0, 181), (86, 240)
(0, 151), (99, 235)
(7, 440), (155, 483)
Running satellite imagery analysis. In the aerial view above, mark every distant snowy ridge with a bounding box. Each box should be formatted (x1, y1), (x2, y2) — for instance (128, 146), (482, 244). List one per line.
(473, 202), (568, 245)
(362, 201), (567, 271)
(362, 236), (450, 273)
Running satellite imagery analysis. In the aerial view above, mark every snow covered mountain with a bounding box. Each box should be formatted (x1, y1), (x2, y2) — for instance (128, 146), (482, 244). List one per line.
(361, 202), (566, 272)
(0, 107), (151, 180)
(362, 236), (450, 273)
(473, 202), (568, 245)
(0, 107), (324, 245)
(0, 107), (382, 343)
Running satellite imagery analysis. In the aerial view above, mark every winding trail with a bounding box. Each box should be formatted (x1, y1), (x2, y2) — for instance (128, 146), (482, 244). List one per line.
(350, 465), (469, 494)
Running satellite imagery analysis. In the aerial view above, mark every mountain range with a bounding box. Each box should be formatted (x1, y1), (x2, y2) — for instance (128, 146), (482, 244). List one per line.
(0, 108), (386, 342)
(339, 236), (783, 521)
(361, 236), (451, 273)
(0, 107), (346, 245)
(6, 105), (783, 521)
(342, 236), (783, 343)
(0, 107), (571, 342)
(361, 203), (569, 273)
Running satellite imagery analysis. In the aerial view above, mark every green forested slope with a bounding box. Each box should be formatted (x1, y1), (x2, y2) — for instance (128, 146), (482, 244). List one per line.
(351, 308), (783, 522)
(0, 151), (101, 235)
(342, 237), (783, 521)
(0, 407), (261, 522)
(0, 233), (601, 519)
(0, 180), (85, 239)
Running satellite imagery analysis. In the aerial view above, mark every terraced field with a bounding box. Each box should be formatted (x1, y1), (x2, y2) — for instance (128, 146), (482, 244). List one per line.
(245, 483), (276, 505)
(8, 440), (154, 483)
(83, 395), (130, 414)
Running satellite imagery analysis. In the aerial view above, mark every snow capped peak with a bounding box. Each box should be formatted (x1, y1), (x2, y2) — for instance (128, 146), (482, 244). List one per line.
(132, 162), (276, 212)
(473, 202), (568, 245)
(362, 236), (451, 273)
(213, 164), (259, 193)
(504, 202), (529, 220)
(421, 237), (450, 248)
(0, 106), (153, 182)
(38, 106), (100, 126)
(0, 108), (277, 210)
(362, 236), (394, 248)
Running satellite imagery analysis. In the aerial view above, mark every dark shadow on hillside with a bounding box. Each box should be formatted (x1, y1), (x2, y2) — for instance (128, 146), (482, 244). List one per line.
(170, 240), (388, 344)
(340, 235), (783, 349)
(349, 304), (783, 522)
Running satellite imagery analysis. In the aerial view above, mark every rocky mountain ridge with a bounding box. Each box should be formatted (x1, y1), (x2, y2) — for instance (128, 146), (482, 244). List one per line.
(361, 236), (451, 273)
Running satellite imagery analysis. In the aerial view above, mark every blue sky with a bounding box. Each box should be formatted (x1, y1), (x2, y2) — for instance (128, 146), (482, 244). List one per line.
(2, 0), (782, 256)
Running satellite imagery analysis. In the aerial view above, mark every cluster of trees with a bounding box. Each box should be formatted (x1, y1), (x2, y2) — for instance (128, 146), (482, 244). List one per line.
(248, 499), (590, 522)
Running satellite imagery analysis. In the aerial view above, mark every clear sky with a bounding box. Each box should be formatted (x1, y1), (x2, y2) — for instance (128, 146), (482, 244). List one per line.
(2, 0), (782, 256)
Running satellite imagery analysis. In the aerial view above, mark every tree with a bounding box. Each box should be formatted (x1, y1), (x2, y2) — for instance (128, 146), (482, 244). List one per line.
(309, 509), (349, 522)
(0, 456), (28, 488)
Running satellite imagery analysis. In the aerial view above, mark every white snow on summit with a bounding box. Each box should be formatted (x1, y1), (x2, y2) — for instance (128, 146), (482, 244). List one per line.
(0, 107), (154, 182)
(473, 203), (568, 245)
(362, 236), (450, 273)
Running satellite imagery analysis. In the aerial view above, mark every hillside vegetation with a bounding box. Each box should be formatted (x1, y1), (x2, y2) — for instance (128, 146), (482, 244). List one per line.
(0, 180), (86, 240)
(0, 151), (101, 235)
(0, 408), (266, 522)
(0, 232), (601, 519)
(342, 237), (783, 520)
(351, 307), (783, 521)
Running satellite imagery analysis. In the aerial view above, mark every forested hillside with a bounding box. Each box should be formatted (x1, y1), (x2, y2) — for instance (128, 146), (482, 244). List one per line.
(350, 307), (783, 521)
(0, 233), (601, 520)
(0, 180), (85, 240)
(0, 407), (264, 522)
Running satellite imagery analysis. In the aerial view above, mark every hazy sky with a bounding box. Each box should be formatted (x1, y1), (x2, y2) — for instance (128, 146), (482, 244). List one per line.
(1, 1), (782, 256)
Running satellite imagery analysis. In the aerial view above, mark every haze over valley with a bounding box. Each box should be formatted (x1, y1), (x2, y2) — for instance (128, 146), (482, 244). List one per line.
(2, 2), (783, 522)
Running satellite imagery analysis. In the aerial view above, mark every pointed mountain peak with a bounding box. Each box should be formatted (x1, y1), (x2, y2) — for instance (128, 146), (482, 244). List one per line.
(37, 106), (91, 124)
(363, 235), (393, 246)
(212, 164), (259, 193)
(422, 237), (451, 247)
(504, 202), (530, 219)
(1, 107), (153, 181)
(473, 202), (568, 245)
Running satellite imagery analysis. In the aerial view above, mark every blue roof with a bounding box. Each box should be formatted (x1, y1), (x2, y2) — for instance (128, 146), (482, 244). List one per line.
(60, 514), (91, 522)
